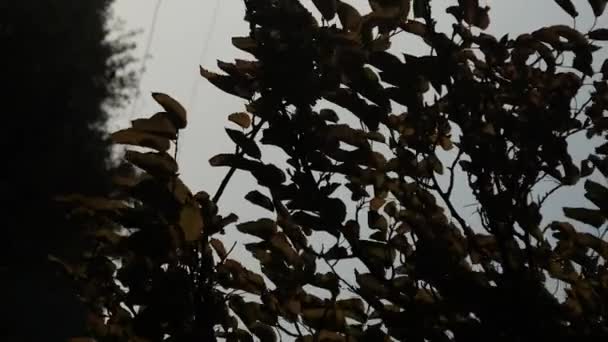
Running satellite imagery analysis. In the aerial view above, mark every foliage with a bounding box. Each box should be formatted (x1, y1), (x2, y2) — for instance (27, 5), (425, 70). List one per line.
(0, 1), (135, 341)
(67, 0), (608, 341)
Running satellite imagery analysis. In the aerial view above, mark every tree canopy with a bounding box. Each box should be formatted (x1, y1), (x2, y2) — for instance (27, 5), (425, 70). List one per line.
(58, 0), (608, 341)
(0, 1), (135, 340)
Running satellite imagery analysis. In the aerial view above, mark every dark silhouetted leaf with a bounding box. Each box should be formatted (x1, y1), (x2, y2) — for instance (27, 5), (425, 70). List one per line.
(226, 128), (262, 159)
(313, 0), (338, 20)
(564, 207), (606, 228)
(337, 1), (362, 31)
(589, 28), (608, 40)
(245, 190), (275, 211)
(588, 0), (608, 16)
(237, 218), (277, 239)
(555, 0), (579, 17)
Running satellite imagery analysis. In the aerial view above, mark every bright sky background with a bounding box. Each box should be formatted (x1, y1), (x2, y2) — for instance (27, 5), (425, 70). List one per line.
(109, 0), (608, 312)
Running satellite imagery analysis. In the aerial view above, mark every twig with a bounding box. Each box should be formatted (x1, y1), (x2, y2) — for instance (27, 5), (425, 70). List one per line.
(212, 120), (265, 203)
(447, 148), (464, 196)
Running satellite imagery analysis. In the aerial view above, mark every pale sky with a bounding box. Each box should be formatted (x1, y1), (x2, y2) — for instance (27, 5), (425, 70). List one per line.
(109, 0), (607, 313)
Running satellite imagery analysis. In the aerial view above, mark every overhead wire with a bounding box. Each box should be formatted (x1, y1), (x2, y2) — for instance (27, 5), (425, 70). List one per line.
(178, 0), (222, 164)
(129, 0), (163, 120)
(186, 0), (222, 116)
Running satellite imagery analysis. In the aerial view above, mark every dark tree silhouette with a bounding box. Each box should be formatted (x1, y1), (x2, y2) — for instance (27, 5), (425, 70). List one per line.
(0, 1), (134, 341)
(58, 0), (608, 341)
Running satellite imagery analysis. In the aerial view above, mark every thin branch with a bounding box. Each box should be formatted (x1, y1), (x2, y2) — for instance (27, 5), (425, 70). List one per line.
(431, 173), (476, 240)
(447, 148), (464, 196)
(212, 120), (265, 203)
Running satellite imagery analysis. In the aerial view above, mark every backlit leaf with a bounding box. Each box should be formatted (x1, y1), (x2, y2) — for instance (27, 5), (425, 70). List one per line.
(111, 128), (171, 152)
(131, 112), (178, 139)
(151, 92), (187, 129)
(179, 200), (204, 241)
(125, 150), (178, 177)
(210, 238), (228, 259)
(228, 112), (252, 129)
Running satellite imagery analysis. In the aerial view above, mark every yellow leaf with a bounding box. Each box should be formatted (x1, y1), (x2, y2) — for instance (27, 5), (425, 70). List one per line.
(370, 197), (385, 211)
(125, 150), (178, 177)
(111, 128), (171, 152)
(232, 36), (258, 54)
(210, 238), (227, 259)
(131, 112), (178, 139)
(151, 92), (187, 129)
(179, 200), (204, 241)
(439, 135), (454, 150)
(228, 112), (252, 129)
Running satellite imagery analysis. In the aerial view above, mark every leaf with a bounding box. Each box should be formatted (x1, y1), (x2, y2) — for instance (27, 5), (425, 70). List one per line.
(179, 200), (204, 241)
(226, 128), (262, 159)
(270, 233), (301, 266)
(313, 0), (338, 20)
(55, 194), (127, 212)
(337, 1), (362, 32)
(228, 112), (252, 129)
(125, 150), (178, 177)
(324, 245), (349, 260)
(555, 0), (579, 17)
(111, 128), (171, 152)
(368, 210), (388, 230)
(584, 180), (608, 212)
(210, 238), (228, 259)
(336, 298), (367, 323)
(237, 218), (277, 239)
(302, 308), (345, 330)
(200, 66), (254, 99)
(232, 36), (258, 55)
(360, 240), (395, 266)
(588, 0), (608, 16)
(151, 92), (187, 129)
(370, 196), (386, 211)
(312, 272), (339, 295)
(245, 190), (275, 211)
(131, 112), (178, 139)
(413, 0), (430, 18)
(370, 230), (387, 241)
(250, 322), (277, 342)
(319, 108), (340, 122)
(589, 28), (608, 40)
(601, 59), (608, 80)
(564, 207), (606, 228)
(356, 271), (388, 296)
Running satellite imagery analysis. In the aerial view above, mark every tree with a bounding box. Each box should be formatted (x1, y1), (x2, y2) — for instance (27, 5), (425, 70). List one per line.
(69, 0), (608, 341)
(0, 1), (135, 341)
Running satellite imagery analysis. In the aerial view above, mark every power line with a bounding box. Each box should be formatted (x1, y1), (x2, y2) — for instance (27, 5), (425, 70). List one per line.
(129, 0), (163, 120)
(186, 0), (221, 116)
(178, 0), (222, 164)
